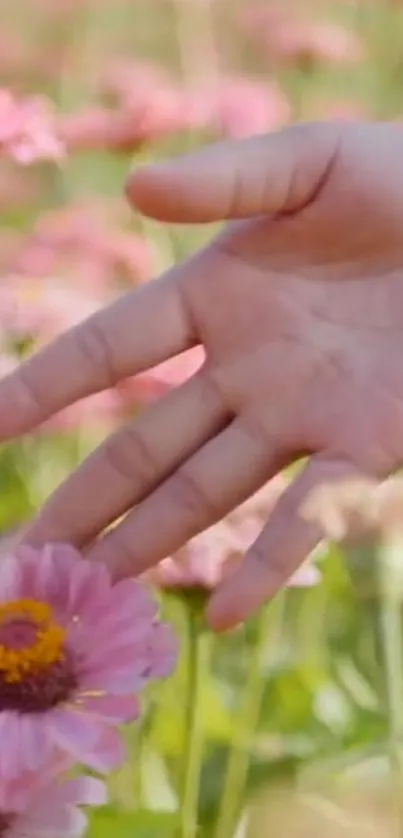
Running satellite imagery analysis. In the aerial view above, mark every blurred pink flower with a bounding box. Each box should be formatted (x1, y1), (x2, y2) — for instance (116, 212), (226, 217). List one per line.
(0, 275), (102, 342)
(0, 757), (106, 838)
(102, 60), (170, 105)
(243, 7), (363, 69)
(59, 107), (147, 154)
(60, 60), (191, 153)
(151, 476), (321, 592)
(40, 389), (130, 434)
(121, 346), (206, 402)
(103, 59), (191, 132)
(194, 76), (290, 139)
(0, 544), (177, 778)
(153, 522), (247, 591)
(63, 58), (248, 152)
(10, 203), (151, 288)
(0, 90), (64, 164)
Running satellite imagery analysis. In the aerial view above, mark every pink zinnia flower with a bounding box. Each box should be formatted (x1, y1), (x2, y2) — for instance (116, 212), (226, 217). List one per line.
(10, 202), (151, 288)
(0, 90), (64, 164)
(192, 76), (290, 139)
(59, 62), (190, 154)
(0, 756), (106, 838)
(242, 7), (363, 70)
(0, 544), (177, 778)
(0, 276), (102, 342)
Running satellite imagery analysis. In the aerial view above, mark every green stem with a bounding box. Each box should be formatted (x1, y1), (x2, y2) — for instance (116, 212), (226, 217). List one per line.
(379, 599), (403, 833)
(378, 537), (403, 836)
(180, 605), (210, 838)
(172, 0), (219, 87)
(215, 593), (286, 838)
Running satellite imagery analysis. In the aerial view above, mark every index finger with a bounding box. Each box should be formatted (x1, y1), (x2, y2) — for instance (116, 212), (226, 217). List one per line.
(0, 270), (194, 438)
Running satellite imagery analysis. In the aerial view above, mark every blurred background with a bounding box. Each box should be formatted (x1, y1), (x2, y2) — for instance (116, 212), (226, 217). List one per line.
(1, 0), (403, 836)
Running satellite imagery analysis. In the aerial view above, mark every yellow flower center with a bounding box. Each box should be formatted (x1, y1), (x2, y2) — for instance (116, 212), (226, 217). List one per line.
(0, 599), (65, 684)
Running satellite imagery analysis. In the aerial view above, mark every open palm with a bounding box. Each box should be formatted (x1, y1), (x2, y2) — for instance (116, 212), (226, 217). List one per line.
(5, 120), (403, 628)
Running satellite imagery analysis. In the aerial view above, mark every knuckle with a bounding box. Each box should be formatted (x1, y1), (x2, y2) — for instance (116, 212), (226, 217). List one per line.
(17, 363), (50, 424)
(167, 468), (221, 533)
(102, 424), (160, 487)
(74, 318), (117, 390)
(249, 539), (285, 586)
(241, 412), (276, 454)
(202, 366), (237, 419)
(225, 159), (245, 219)
(107, 527), (138, 579)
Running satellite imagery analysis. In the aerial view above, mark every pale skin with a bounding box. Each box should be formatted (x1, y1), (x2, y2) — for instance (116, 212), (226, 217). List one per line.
(3, 120), (403, 629)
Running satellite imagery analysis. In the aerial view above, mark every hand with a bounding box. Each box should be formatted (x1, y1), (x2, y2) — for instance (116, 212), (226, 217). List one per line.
(4, 120), (403, 629)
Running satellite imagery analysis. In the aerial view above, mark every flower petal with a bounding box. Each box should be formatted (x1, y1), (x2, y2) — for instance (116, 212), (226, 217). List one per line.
(0, 555), (21, 602)
(82, 625), (152, 669)
(78, 694), (140, 723)
(288, 563), (321, 588)
(147, 623), (178, 678)
(80, 666), (148, 694)
(0, 712), (24, 779)
(105, 579), (157, 621)
(81, 727), (125, 774)
(49, 708), (101, 762)
(18, 804), (88, 838)
(18, 715), (52, 772)
(67, 559), (110, 617)
(60, 777), (108, 807)
(33, 544), (59, 602)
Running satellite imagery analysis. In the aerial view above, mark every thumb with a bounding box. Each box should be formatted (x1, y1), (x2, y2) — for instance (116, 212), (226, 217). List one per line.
(126, 122), (341, 223)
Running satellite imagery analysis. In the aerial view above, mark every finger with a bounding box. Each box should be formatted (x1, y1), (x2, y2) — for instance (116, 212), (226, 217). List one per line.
(0, 273), (193, 439)
(22, 370), (227, 549)
(207, 457), (361, 630)
(127, 123), (341, 223)
(87, 417), (293, 579)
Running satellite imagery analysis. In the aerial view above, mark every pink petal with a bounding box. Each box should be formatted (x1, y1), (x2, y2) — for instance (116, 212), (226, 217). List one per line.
(18, 715), (52, 771)
(78, 694), (140, 723)
(82, 579), (156, 630)
(0, 713), (18, 796)
(61, 777), (108, 807)
(0, 555), (22, 602)
(49, 708), (101, 761)
(67, 559), (111, 617)
(33, 544), (58, 602)
(0, 712), (24, 778)
(0, 713), (51, 780)
(288, 564), (321, 588)
(14, 545), (40, 598)
(107, 579), (157, 621)
(80, 666), (147, 694)
(82, 640), (152, 673)
(147, 623), (178, 678)
(81, 726), (125, 774)
(82, 625), (151, 668)
(19, 804), (87, 838)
